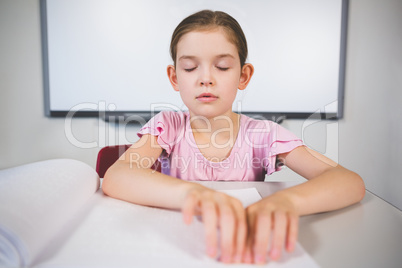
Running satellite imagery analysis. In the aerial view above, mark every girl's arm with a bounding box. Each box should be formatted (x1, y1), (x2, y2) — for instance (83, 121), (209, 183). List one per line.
(245, 146), (365, 264)
(102, 134), (191, 209)
(102, 134), (247, 263)
(277, 146), (365, 214)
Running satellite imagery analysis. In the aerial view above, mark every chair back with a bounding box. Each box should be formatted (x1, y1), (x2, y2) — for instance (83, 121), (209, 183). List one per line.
(96, 144), (131, 178)
(96, 144), (161, 178)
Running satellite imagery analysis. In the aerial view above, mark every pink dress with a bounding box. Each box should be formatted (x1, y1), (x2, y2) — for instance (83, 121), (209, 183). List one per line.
(138, 111), (303, 181)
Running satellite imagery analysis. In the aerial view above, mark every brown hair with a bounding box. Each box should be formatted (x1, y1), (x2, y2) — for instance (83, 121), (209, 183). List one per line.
(170, 10), (248, 67)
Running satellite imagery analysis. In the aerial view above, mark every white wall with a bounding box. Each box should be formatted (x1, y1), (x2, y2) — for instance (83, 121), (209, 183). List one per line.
(1, 0), (401, 210)
(0, 0), (100, 169)
(340, 0), (402, 209)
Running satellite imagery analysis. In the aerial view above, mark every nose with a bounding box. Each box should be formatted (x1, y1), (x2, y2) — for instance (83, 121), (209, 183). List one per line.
(200, 80), (213, 86)
(199, 67), (215, 86)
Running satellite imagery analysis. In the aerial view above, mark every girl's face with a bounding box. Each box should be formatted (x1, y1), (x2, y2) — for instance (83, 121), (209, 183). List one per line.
(167, 28), (253, 119)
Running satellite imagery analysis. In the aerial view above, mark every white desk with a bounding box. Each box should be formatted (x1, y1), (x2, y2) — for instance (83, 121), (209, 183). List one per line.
(33, 181), (402, 268)
(200, 181), (402, 268)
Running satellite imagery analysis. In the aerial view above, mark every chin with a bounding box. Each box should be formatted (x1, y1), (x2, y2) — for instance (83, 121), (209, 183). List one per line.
(192, 108), (234, 120)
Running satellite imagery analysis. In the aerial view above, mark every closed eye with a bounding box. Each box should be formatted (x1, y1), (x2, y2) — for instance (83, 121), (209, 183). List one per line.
(216, 66), (229, 71)
(184, 67), (197, 72)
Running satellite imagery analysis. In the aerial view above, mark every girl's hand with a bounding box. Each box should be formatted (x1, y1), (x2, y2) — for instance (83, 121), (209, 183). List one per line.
(243, 193), (299, 264)
(181, 185), (247, 263)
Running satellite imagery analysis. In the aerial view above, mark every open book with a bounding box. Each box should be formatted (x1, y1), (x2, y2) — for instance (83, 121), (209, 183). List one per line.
(0, 159), (319, 268)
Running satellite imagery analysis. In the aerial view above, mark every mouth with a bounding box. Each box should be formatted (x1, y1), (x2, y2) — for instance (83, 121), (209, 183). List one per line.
(196, 93), (218, 102)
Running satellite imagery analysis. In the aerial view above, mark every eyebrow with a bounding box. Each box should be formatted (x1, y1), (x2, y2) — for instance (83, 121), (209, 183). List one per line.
(178, 54), (236, 61)
(178, 55), (197, 61)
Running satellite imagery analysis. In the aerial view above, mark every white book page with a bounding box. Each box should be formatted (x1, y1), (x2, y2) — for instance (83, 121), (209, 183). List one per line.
(35, 189), (319, 268)
(0, 159), (99, 268)
(218, 187), (262, 207)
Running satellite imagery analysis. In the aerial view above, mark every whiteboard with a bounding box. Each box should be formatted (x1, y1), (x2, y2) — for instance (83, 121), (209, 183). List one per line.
(41, 0), (347, 120)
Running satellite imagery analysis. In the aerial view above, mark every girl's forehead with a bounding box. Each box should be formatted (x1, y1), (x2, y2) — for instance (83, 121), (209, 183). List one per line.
(180, 29), (231, 43)
(176, 29), (238, 57)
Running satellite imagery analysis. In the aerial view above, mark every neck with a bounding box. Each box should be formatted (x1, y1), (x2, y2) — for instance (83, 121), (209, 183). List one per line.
(189, 111), (240, 139)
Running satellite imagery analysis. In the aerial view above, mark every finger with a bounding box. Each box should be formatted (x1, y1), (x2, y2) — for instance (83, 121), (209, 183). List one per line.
(286, 213), (299, 252)
(243, 210), (255, 264)
(243, 242), (254, 264)
(269, 211), (287, 261)
(218, 199), (236, 263)
(253, 210), (272, 264)
(233, 201), (247, 263)
(201, 199), (218, 258)
(181, 191), (198, 225)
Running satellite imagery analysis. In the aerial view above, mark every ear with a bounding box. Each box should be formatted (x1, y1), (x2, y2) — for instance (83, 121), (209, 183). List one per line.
(167, 65), (179, 92)
(238, 63), (254, 90)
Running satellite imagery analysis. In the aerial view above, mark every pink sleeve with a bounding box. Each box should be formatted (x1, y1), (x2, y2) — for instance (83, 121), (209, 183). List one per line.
(137, 111), (184, 155)
(265, 122), (304, 175)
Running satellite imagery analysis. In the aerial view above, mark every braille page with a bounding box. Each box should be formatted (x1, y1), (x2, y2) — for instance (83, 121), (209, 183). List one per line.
(34, 189), (319, 268)
(218, 187), (262, 207)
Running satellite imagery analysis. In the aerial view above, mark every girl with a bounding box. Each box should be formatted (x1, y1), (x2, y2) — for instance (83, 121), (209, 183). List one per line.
(103, 10), (365, 264)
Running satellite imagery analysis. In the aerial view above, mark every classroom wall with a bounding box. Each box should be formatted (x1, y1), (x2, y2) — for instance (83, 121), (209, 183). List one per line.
(1, 0), (401, 210)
